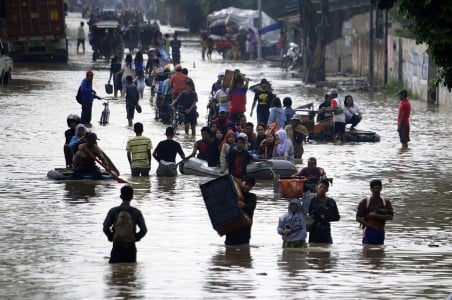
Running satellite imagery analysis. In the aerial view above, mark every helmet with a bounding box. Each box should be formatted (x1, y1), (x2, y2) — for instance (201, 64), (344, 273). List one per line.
(67, 114), (81, 126)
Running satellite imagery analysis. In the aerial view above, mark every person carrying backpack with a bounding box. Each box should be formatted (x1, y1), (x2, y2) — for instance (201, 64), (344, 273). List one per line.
(79, 70), (101, 126)
(103, 185), (148, 263)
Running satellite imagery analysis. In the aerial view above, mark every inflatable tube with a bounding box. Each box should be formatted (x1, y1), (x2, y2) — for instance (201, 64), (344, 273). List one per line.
(47, 169), (114, 181)
(179, 158), (297, 180)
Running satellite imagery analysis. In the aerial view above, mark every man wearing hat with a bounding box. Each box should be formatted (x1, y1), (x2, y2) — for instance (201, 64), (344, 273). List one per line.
(72, 132), (109, 179)
(152, 127), (186, 177)
(207, 71), (226, 121)
(211, 71), (224, 97)
(250, 78), (274, 126)
(397, 90), (411, 149)
(285, 114), (309, 159)
(211, 107), (234, 135)
(80, 70), (101, 126)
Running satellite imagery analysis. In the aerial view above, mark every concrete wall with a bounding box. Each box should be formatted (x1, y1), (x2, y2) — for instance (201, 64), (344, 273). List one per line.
(389, 36), (452, 106)
(352, 35), (452, 106)
(351, 36), (385, 84)
(325, 13), (370, 77)
(437, 86), (452, 106)
(388, 36), (429, 100)
(325, 13), (371, 74)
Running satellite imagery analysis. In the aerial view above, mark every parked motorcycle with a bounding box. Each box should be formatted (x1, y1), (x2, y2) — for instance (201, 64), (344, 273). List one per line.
(281, 42), (302, 71)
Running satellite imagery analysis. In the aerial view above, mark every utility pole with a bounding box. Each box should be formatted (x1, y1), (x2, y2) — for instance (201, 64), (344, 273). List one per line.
(369, 0), (375, 87)
(257, 0), (263, 60)
(384, 9), (388, 84)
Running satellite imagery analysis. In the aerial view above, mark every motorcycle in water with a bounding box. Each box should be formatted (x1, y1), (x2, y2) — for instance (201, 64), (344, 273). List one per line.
(281, 42), (302, 71)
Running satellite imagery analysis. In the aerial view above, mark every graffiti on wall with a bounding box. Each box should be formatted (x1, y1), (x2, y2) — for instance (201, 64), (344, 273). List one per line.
(411, 51), (418, 77)
(422, 54), (428, 80)
(411, 51), (429, 80)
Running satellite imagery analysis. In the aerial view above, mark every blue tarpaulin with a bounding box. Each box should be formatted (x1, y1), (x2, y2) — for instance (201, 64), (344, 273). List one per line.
(258, 21), (284, 35)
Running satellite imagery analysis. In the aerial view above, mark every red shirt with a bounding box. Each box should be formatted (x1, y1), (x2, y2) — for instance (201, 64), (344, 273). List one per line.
(398, 99), (411, 125)
(229, 87), (247, 113)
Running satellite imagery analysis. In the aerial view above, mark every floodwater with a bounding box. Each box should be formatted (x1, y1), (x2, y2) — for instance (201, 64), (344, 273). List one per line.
(0, 13), (451, 300)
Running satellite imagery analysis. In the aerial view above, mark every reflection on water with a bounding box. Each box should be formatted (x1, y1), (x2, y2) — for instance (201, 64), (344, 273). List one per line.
(105, 264), (145, 300)
(63, 181), (98, 202)
(0, 11), (451, 299)
(204, 246), (255, 296)
(278, 249), (309, 277)
(361, 245), (386, 268)
(212, 245), (253, 269)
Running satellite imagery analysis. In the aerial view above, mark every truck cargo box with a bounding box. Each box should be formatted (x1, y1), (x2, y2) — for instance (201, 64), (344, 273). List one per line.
(4, 0), (66, 37)
(200, 175), (251, 236)
(2, 0), (68, 62)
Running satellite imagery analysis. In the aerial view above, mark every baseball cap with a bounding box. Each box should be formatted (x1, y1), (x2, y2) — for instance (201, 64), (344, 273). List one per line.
(163, 65), (171, 71)
(327, 88), (338, 96)
(291, 114), (303, 122)
(86, 70), (94, 76)
(219, 107), (227, 113)
(218, 71), (225, 77)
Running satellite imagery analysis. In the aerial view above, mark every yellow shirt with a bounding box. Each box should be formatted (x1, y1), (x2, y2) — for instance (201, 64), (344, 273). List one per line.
(126, 136), (153, 168)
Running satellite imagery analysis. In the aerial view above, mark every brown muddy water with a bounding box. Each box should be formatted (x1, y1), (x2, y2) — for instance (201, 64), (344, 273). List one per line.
(0, 12), (451, 300)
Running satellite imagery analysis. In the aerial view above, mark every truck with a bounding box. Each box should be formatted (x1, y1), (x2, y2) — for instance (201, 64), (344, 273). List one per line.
(207, 7), (281, 59)
(0, 0), (68, 62)
(0, 40), (13, 84)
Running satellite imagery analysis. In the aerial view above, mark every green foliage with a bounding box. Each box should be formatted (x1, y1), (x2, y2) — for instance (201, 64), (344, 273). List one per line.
(396, 0), (452, 90)
(381, 79), (404, 95)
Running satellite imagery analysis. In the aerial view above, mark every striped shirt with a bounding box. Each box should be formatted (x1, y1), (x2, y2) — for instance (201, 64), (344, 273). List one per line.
(126, 136), (153, 168)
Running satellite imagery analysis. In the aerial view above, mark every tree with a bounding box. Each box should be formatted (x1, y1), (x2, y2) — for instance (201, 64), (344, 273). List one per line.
(301, 0), (329, 83)
(394, 1), (452, 90)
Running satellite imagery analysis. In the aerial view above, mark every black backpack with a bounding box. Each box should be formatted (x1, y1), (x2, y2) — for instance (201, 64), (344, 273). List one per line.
(293, 129), (304, 144)
(76, 86), (82, 104)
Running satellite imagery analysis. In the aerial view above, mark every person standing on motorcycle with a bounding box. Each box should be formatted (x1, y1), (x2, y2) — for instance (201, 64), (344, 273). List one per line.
(277, 29), (288, 67)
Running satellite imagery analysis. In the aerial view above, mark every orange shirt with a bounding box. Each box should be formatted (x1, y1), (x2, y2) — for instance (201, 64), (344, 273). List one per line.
(169, 72), (188, 96)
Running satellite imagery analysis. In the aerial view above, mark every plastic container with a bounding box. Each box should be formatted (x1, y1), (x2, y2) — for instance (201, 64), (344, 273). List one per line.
(279, 179), (304, 199)
(200, 175), (250, 236)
